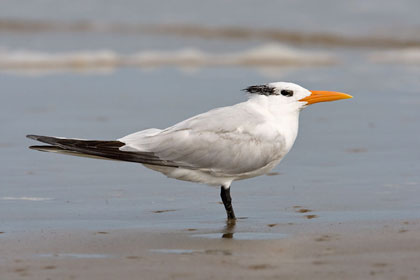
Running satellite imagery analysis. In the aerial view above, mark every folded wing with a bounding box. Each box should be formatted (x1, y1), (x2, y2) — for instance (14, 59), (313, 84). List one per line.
(119, 105), (286, 175)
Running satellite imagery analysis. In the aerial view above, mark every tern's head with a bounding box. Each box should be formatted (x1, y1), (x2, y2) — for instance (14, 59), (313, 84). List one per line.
(244, 82), (352, 110)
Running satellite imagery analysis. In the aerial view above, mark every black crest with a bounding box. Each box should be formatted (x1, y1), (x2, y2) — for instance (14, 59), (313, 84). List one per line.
(243, 85), (277, 96)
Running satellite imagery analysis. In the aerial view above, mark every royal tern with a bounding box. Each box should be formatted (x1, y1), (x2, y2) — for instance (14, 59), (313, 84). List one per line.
(27, 82), (352, 220)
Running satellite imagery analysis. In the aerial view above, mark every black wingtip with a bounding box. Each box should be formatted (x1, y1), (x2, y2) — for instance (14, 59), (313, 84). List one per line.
(29, 145), (53, 151)
(27, 134), (40, 140)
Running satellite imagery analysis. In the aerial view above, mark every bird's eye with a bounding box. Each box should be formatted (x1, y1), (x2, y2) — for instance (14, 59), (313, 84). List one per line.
(280, 89), (294, 97)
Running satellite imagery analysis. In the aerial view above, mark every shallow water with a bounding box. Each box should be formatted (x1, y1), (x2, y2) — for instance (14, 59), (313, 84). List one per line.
(1, 0), (420, 238)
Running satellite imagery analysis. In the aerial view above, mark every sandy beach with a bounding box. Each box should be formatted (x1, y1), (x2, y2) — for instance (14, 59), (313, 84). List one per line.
(1, 217), (419, 280)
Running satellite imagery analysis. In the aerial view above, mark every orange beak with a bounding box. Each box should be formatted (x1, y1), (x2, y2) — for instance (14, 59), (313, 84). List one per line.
(300, 90), (353, 105)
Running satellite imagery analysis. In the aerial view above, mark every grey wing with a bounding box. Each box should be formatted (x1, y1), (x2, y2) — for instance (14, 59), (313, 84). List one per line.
(119, 106), (286, 175)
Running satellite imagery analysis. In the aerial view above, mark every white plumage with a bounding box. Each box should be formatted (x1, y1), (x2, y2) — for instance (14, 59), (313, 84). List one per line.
(119, 82), (306, 187)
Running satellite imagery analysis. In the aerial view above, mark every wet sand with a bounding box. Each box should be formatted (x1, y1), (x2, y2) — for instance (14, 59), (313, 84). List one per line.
(1, 218), (419, 280)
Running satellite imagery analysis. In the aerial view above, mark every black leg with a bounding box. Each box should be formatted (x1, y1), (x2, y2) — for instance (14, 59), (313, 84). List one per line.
(220, 186), (236, 220)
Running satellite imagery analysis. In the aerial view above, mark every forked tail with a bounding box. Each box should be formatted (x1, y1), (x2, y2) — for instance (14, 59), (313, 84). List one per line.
(26, 134), (180, 167)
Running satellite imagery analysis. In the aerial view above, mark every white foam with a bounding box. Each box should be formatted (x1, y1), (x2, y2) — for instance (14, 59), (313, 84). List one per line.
(1, 196), (53, 201)
(131, 44), (335, 66)
(0, 44), (335, 74)
(370, 48), (420, 64)
(0, 49), (118, 68)
(230, 44), (334, 66)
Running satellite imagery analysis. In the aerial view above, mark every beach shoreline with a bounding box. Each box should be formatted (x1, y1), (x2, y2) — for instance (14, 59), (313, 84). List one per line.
(1, 217), (419, 280)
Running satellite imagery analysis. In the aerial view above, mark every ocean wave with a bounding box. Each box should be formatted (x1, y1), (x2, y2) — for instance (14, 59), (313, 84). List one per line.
(0, 196), (53, 201)
(1, 19), (420, 48)
(370, 48), (420, 64)
(0, 44), (335, 74)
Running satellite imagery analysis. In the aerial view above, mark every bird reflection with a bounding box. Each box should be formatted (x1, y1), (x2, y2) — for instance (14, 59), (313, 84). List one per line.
(221, 220), (236, 239)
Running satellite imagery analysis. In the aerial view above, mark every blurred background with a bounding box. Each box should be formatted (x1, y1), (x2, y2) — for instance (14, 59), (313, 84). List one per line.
(1, 0), (420, 231)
